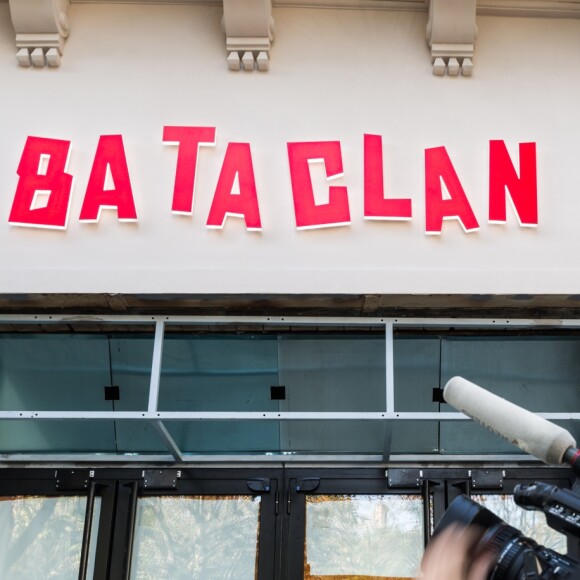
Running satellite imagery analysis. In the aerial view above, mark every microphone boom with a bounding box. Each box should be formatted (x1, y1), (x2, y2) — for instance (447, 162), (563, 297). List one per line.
(443, 376), (576, 465)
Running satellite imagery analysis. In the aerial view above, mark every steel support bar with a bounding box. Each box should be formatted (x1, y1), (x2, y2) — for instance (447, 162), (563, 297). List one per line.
(0, 314), (578, 328)
(147, 321), (165, 413)
(151, 420), (183, 462)
(79, 482), (97, 580)
(382, 419), (393, 462)
(0, 453), (555, 464)
(385, 322), (394, 413)
(0, 411), (579, 420)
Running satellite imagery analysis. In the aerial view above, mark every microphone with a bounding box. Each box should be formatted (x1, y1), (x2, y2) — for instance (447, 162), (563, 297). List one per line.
(443, 376), (578, 467)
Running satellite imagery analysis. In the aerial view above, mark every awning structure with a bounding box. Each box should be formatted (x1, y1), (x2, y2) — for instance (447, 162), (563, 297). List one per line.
(1, 313), (579, 464)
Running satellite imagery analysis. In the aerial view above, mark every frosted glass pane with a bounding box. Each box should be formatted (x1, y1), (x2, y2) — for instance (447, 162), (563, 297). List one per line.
(305, 495), (423, 579)
(0, 335), (111, 411)
(110, 336), (162, 453)
(165, 420), (281, 454)
(159, 336), (278, 411)
(441, 338), (580, 454)
(279, 420), (388, 454)
(157, 336), (280, 452)
(441, 338), (580, 411)
(0, 334), (116, 452)
(0, 495), (100, 579)
(110, 336), (155, 412)
(392, 337), (440, 454)
(473, 494), (566, 553)
(130, 495), (261, 580)
(279, 336), (385, 454)
(279, 336), (385, 411)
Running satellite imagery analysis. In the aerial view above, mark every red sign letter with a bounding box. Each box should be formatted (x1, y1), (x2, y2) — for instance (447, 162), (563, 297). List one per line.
(287, 141), (350, 229)
(206, 143), (261, 230)
(9, 136), (73, 229)
(79, 135), (137, 222)
(163, 126), (216, 214)
(425, 146), (479, 234)
(489, 140), (537, 227)
(364, 134), (412, 220)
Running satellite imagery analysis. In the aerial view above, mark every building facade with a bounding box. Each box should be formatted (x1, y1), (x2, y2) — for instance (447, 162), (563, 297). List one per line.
(0, 0), (579, 578)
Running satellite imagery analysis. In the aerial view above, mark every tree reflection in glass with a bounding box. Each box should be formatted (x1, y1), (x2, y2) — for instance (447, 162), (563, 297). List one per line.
(0, 496), (100, 580)
(305, 494), (423, 579)
(130, 495), (261, 580)
(473, 494), (566, 553)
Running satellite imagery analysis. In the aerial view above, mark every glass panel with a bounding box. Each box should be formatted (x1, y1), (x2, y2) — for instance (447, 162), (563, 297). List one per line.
(165, 420), (390, 456)
(165, 420), (281, 454)
(279, 335), (385, 454)
(158, 336), (280, 452)
(130, 495), (261, 580)
(305, 494), (424, 579)
(0, 335), (116, 452)
(392, 337), (440, 454)
(440, 337), (580, 454)
(281, 420), (388, 455)
(473, 494), (566, 553)
(110, 335), (161, 453)
(0, 335), (112, 411)
(0, 495), (101, 579)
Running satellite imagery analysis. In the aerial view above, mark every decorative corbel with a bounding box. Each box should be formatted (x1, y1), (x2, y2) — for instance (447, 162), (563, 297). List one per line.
(426, 0), (477, 77)
(222, 0), (274, 72)
(9, 0), (70, 68)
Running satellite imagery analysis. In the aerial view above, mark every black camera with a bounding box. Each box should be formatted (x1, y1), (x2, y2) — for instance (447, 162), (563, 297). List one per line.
(435, 482), (580, 579)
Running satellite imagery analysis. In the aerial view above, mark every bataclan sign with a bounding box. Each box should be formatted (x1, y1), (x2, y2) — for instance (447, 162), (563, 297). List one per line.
(7, 127), (538, 235)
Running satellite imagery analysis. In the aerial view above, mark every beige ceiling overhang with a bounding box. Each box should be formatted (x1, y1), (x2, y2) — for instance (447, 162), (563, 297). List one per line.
(3, 0), (580, 70)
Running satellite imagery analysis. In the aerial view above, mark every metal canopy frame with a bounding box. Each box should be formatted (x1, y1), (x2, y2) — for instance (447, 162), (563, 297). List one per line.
(0, 314), (579, 464)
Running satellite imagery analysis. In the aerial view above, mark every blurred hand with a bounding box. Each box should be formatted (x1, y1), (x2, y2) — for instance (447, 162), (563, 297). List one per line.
(417, 525), (493, 580)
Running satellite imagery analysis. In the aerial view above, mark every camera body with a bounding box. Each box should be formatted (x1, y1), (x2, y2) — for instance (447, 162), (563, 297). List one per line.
(435, 482), (580, 579)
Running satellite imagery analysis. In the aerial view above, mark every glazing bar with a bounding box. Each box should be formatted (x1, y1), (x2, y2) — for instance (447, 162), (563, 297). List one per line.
(79, 482), (97, 580)
(386, 322), (394, 413)
(151, 420), (183, 461)
(147, 320), (165, 413)
(0, 411), (578, 420)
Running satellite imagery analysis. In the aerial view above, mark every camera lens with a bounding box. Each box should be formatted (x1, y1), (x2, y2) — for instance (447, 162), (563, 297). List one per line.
(434, 495), (579, 579)
(436, 494), (505, 534)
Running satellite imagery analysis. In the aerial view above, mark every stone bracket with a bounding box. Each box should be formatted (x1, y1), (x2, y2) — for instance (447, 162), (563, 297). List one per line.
(9, 0), (70, 68)
(427, 0), (477, 77)
(223, 0), (275, 72)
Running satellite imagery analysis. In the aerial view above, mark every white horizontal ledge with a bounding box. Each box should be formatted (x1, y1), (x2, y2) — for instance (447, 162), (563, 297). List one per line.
(0, 314), (577, 328)
(68, 0), (580, 18)
(478, 0), (580, 18)
(0, 411), (579, 420)
(0, 453), (548, 464)
(69, 0), (427, 9)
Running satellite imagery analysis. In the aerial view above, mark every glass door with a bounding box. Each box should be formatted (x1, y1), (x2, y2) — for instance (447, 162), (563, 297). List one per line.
(0, 495), (99, 579)
(302, 494), (423, 579)
(0, 466), (573, 579)
(130, 495), (262, 579)
(0, 469), (113, 580)
(110, 468), (281, 580)
(284, 469), (427, 580)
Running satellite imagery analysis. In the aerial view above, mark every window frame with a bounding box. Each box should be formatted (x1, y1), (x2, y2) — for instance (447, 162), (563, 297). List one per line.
(0, 465), (574, 579)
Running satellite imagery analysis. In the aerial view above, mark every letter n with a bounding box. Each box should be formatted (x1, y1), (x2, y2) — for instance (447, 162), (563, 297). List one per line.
(489, 140), (537, 227)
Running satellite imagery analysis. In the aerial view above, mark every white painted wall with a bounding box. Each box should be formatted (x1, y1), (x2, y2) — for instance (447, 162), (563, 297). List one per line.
(0, 4), (579, 294)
